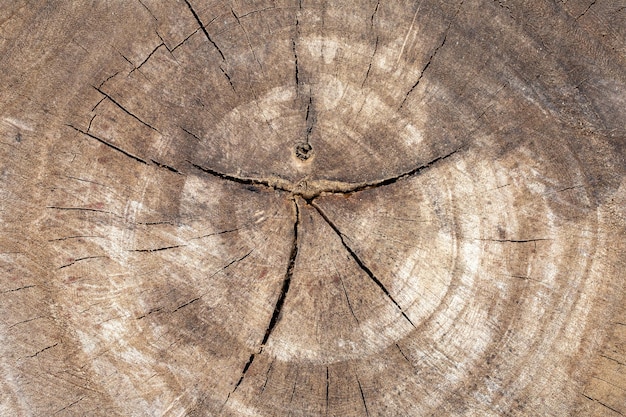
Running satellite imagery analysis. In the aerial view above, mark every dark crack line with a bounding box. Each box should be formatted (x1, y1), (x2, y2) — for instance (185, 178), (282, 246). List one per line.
(340, 275), (359, 324)
(260, 361), (273, 393)
(399, 34), (447, 109)
(8, 316), (44, 329)
(68, 125), (148, 165)
(97, 71), (119, 90)
(188, 161), (282, 190)
(128, 244), (186, 253)
(172, 297), (200, 313)
(53, 397), (84, 415)
(138, 0), (157, 21)
(304, 96), (315, 144)
(325, 367), (330, 415)
(357, 378), (370, 417)
(27, 342), (59, 358)
(399, 0), (463, 109)
(362, 36), (379, 88)
(233, 353), (256, 393)
(220, 66), (236, 92)
(136, 307), (163, 320)
(46, 206), (121, 217)
(600, 354), (625, 367)
(92, 87), (159, 132)
(396, 343), (411, 364)
(183, 0), (226, 61)
(130, 43), (165, 75)
(189, 146), (462, 199)
(217, 250), (253, 273)
(59, 255), (107, 269)
(1, 285), (36, 294)
(343, 146), (463, 195)
(481, 238), (551, 243)
(293, 37), (300, 88)
(582, 394), (624, 416)
(289, 378), (298, 404)
(261, 200), (299, 345)
(232, 201), (299, 394)
(180, 126), (202, 141)
(189, 227), (241, 241)
(311, 202), (415, 328)
(150, 159), (182, 174)
(576, 0), (596, 20)
(171, 28), (201, 52)
(231, 8), (262, 70)
(371, 0), (380, 26)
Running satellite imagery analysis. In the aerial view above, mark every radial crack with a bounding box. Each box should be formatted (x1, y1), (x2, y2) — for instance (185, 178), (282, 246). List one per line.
(311, 203), (415, 328)
(231, 201), (299, 394)
(183, 0), (225, 61)
(261, 200), (300, 345)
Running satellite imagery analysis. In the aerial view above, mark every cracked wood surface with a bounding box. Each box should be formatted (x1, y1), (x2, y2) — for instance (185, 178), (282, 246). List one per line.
(1, 0), (626, 416)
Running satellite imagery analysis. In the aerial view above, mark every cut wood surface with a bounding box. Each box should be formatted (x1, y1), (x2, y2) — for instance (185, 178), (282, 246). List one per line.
(1, 1), (625, 416)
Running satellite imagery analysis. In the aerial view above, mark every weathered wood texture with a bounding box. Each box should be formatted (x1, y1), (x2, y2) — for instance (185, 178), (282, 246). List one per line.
(1, 1), (625, 416)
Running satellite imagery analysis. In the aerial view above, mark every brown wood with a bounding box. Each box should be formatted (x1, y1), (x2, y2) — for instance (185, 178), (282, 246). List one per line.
(1, 1), (625, 415)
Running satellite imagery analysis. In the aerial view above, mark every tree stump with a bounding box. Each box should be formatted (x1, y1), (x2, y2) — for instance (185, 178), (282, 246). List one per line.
(1, 1), (625, 416)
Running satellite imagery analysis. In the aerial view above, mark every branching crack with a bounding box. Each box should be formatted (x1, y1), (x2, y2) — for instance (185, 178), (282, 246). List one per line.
(311, 202), (415, 328)
(92, 87), (159, 132)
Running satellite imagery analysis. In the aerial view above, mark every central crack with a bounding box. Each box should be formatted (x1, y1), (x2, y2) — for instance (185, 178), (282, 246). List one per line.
(188, 145), (462, 200)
